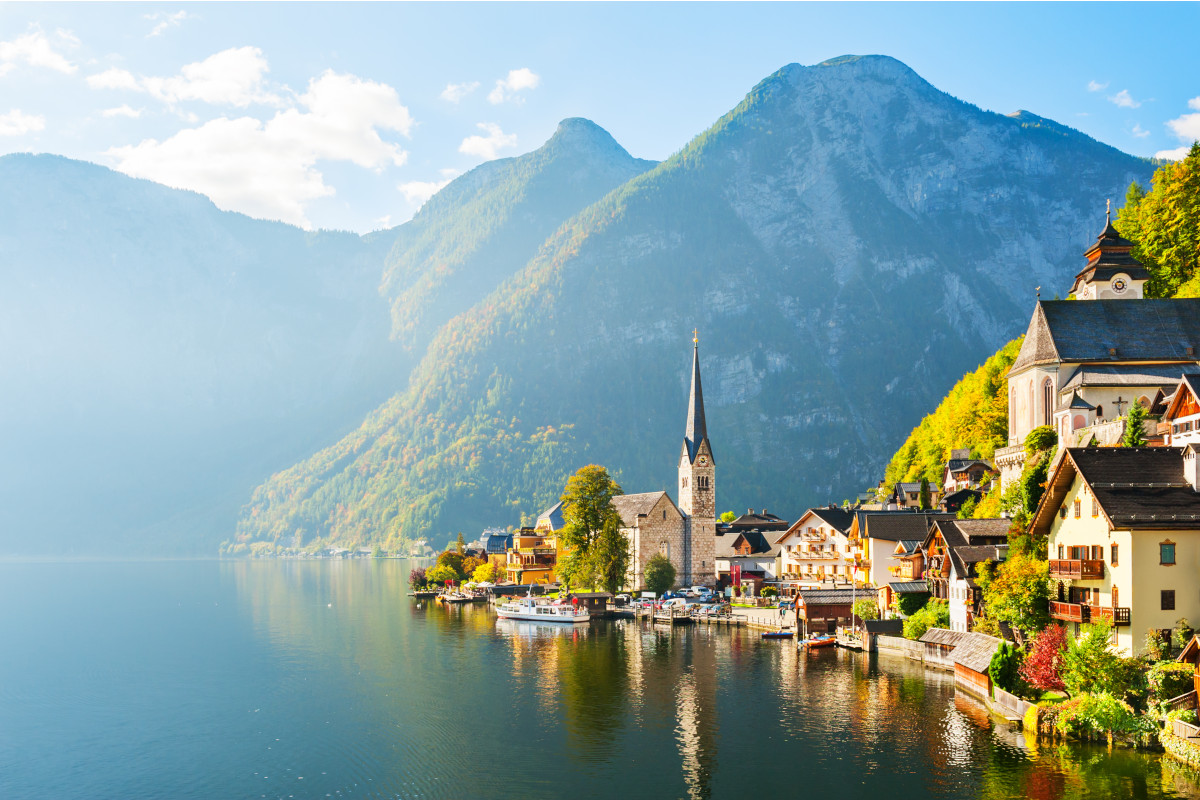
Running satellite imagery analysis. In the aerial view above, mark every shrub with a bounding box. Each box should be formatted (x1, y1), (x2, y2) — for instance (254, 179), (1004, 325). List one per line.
(896, 591), (929, 617)
(853, 597), (879, 622)
(643, 553), (676, 597)
(989, 641), (1025, 695)
(1054, 693), (1155, 742)
(903, 599), (949, 640)
(1149, 661), (1195, 701)
(1024, 426), (1058, 456)
(1145, 628), (1171, 661)
(1021, 624), (1068, 695)
(408, 567), (427, 589)
(761, 586), (778, 598)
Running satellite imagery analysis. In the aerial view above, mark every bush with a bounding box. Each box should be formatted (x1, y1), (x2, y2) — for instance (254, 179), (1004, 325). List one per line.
(1145, 628), (1171, 661)
(761, 586), (778, 598)
(643, 554), (676, 597)
(1149, 661), (1195, 701)
(896, 591), (929, 617)
(853, 597), (879, 622)
(989, 640), (1025, 695)
(1024, 426), (1058, 456)
(1054, 693), (1155, 742)
(408, 567), (427, 589)
(903, 599), (949, 640)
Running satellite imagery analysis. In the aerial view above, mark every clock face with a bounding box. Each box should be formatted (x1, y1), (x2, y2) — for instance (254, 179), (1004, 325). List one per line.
(1111, 276), (1128, 294)
(698, 456), (708, 466)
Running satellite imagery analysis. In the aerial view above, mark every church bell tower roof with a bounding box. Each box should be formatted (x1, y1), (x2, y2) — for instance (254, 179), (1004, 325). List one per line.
(684, 332), (713, 464)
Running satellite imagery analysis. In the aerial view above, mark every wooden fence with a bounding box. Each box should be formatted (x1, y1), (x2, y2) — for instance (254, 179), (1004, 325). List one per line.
(1172, 718), (1200, 740)
(1166, 690), (1197, 714)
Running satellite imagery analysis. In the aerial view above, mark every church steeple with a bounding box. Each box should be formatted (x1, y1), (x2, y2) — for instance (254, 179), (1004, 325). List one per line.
(684, 331), (711, 464)
(1070, 202), (1149, 300)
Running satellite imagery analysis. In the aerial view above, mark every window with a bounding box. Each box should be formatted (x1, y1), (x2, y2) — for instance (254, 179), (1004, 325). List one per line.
(1112, 586), (1118, 607)
(1161, 542), (1177, 565)
(1090, 545), (1103, 560)
(1091, 499), (1099, 518)
(1060, 506), (1067, 519)
(662, 510), (666, 521)
(1043, 378), (1053, 426)
(1163, 590), (1176, 611)
(1074, 499), (1081, 518)
(1057, 545), (1064, 560)
(1111, 544), (1118, 566)
(681, 477), (687, 488)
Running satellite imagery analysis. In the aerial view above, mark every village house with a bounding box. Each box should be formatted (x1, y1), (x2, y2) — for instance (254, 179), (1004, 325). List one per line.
(504, 526), (559, 585)
(942, 449), (994, 494)
(888, 482), (939, 510)
(795, 588), (859, 635)
(921, 519), (1009, 632)
(774, 506), (855, 595)
(851, 511), (953, 589)
(1031, 446), (1200, 655)
(996, 214), (1200, 490)
(1162, 373), (1200, 447)
(939, 487), (983, 515)
(877, 580), (930, 618)
(714, 529), (782, 594)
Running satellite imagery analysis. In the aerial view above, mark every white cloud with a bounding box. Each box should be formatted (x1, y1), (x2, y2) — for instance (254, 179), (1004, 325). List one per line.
(1108, 89), (1141, 109)
(459, 122), (517, 160)
(1087, 80), (1108, 92)
(1131, 123), (1150, 139)
(399, 177), (453, 205)
(0, 28), (77, 77)
(102, 104), (142, 119)
(145, 11), (190, 38)
(87, 47), (280, 108)
(441, 81), (480, 103)
(0, 109), (46, 136)
(487, 68), (539, 104)
(87, 67), (140, 91)
(1155, 146), (1192, 161)
(106, 70), (413, 228)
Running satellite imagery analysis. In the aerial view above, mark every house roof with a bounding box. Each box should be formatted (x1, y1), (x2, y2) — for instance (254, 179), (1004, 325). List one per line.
(1032, 447), (1200, 534)
(920, 628), (974, 647)
(888, 580), (931, 594)
(1060, 364), (1191, 392)
(715, 529), (781, 559)
(797, 588), (858, 605)
(809, 506), (854, 532)
(1064, 391), (1096, 412)
(570, 592), (613, 599)
(864, 619), (905, 634)
(893, 539), (922, 556)
(536, 501), (565, 531)
(726, 510), (790, 530)
(940, 488), (983, 509)
(1165, 373), (1200, 420)
(863, 512), (953, 542)
(683, 342), (713, 465)
(612, 492), (674, 527)
(1010, 299), (1200, 374)
(952, 633), (1004, 673)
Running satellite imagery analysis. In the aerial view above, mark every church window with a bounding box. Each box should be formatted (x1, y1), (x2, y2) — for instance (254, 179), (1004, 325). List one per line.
(1009, 386), (1016, 436)
(1042, 379), (1053, 426)
(662, 510), (666, 520)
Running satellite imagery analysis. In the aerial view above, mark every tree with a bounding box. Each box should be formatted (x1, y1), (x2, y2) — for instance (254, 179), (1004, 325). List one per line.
(1024, 425), (1057, 456)
(461, 556), (484, 579)
(903, 599), (949, 640)
(643, 553), (676, 597)
(719, 511), (737, 523)
(437, 550), (465, 579)
(1020, 624), (1068, 696)
(895, 591), (929, 617)
(988, 640), (1024, 695)
(408, 567), (427, 589)
(977, 553), (1050, 634)
(425, 563), (458, 586)
(455, 532), (466, 554)
(918, 478), (931, 511)
(1116, 142), (1200, 298)
(853, 597), (879, 623)
(1062, 620), (1125, 698)
(472, 561), (499, 584)
(559, 464), (623, 558)
(1122, 398), (1149, 447)
(956, 495), (978, 520)
(592, 515), (632, 594)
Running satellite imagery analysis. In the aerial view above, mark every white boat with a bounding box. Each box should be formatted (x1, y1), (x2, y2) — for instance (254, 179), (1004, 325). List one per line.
(495, 595), (590, 623)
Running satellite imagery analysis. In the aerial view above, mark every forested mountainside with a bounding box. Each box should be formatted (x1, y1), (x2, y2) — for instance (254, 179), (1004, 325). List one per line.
(236, 55), (1155, 553)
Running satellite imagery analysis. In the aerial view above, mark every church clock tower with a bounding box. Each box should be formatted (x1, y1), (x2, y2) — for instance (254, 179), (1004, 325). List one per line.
(679, 332), (716, 586)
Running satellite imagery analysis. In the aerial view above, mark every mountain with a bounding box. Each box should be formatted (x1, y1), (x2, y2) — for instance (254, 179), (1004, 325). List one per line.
(236, 55), (1155, 551)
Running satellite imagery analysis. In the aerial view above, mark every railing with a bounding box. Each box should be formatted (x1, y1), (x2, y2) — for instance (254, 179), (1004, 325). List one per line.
(800, 532), (825, 541)
(1049, 601), (1089, 623)
(1049, 559), (1105, 580)
(1165, 690), (1197, 714)
(1172, 718), (1200, 740)
(1088, 605), (1131, 626)
(994, 444), (1025, 461)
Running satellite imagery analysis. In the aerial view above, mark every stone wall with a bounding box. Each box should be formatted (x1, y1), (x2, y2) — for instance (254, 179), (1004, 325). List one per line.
(624, 495), (686, 590)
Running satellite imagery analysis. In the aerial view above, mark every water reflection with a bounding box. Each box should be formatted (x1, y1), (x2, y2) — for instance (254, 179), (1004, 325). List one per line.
(217, 559), (1200, 800)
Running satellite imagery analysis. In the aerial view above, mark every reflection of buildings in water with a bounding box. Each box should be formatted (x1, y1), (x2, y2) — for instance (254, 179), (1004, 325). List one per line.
(501, 617), (564, 716)
(621, 621), (645, 720)
(672, 628), (717, 800)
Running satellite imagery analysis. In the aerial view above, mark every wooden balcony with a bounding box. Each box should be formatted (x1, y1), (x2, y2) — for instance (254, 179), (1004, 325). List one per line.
(1049, 601), (1089, 623)
(1049, 559), (1104, 580)
(1088, 605), (1131, 626)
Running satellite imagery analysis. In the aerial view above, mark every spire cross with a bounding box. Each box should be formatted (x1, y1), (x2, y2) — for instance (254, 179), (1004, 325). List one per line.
(693, 328), (698, 346)
(1107, 198), (1112, 224)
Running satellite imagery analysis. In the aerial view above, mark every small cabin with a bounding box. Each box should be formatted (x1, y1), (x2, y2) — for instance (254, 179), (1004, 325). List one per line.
(569, 592), (613, 618)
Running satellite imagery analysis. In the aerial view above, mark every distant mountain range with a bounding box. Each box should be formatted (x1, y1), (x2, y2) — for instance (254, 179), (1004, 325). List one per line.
(1, 55), (1156, 555)
(233, 55), (1155, 552)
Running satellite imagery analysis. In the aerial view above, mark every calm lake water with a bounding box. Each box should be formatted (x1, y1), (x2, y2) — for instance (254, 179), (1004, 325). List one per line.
(2, 559), (1198, 800)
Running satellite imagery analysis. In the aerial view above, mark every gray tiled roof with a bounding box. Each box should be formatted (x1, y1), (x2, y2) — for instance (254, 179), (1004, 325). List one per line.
(1010, 299), (1200, 374)
(1061, 364), (1192, 391)
(797, 588), (858, 604)
(920, 628), (973, 647)
(612, 492), (672, 527)
(809, 507), (854, 532)
(952, 633), (1004, 673)
(865, 512), (953, 542)
(888, 580), (931, 594)
(1067, 448), (1200, 528)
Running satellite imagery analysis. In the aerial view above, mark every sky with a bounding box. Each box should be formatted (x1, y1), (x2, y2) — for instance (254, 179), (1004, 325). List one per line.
(1, 2), (1197, 234)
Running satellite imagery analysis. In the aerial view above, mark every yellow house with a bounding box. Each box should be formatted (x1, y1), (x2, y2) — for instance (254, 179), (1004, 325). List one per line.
(1031, 445), (1200, 656)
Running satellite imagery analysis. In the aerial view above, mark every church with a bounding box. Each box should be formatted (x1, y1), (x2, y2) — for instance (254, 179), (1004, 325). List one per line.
(996, 210), (1200, 490)
(612, 336), (717, 589)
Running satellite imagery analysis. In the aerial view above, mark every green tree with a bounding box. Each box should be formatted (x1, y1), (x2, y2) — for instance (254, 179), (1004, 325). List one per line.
(853, 597), (879, 622)
(1116, 142), (1200, 298)
(592, 515), (632, 594)
(918, 478), (931, 511)
(719, 511), (737, 523)
(1122, 398), (1149, 447)
(894, 591), (929, 617)
(903, 599), (949, 640)
(988, 640), (1024, 695)
(643, 553), (676, 597)
(1062, 620), (1125, 698)
(977, 553), (1050, 635)
(472, 561), (499, 584)
(559, 465), (623, 557)
(426, 563), (458, 585)
(956, 495), (978, 520)
(437, 549), (465, 579)
(456, 532), (466, 554)
(1024, 425), (1057, 456)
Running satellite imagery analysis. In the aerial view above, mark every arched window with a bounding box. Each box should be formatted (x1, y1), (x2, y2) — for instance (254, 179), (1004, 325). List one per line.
(1073, 414), (1086, 431)
(1042, 378), (1053, 426)
(1009, 386), (1016, 436)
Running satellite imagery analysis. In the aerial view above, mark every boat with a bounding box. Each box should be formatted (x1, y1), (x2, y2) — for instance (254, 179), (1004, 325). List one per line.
(495, 595), (590, 623)
(761, 629), (795, 639)
(802, 634), (836, 648)
(440, 591), (474, 604)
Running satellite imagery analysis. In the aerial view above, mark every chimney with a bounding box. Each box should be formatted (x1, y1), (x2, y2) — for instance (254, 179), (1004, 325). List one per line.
(761, 509), (768, 516)
(1186, 446), (1199, 491)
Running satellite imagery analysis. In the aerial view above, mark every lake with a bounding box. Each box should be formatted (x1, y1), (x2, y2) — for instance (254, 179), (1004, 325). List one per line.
(2, 559), (1197, 799)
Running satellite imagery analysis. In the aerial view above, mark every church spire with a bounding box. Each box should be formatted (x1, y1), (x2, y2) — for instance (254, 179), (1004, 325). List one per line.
(684, 333), (709, 463)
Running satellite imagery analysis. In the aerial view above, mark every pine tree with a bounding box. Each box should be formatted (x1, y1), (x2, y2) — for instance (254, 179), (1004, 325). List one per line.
(918, 477), (931, 510)
(1122, 399), (1149, 447)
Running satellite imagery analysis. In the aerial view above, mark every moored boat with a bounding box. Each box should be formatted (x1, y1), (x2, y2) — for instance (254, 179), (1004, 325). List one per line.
(761, 629), (795, 639)
(495, 595), (590, 623)
(802, 634), (836, 648)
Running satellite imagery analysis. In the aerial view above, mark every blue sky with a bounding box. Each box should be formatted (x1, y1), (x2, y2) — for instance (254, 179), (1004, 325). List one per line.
(1, 2), (1197, 233)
